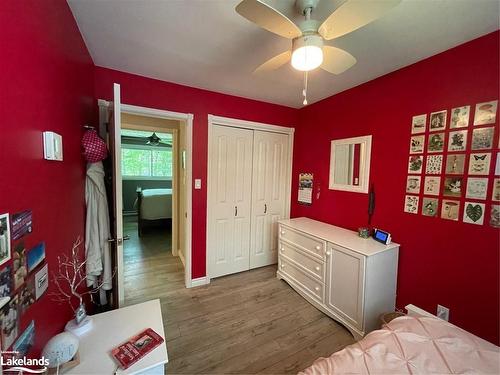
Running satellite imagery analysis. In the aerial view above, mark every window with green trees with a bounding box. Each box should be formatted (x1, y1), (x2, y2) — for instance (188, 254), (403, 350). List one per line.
(121, 146), (172, 179)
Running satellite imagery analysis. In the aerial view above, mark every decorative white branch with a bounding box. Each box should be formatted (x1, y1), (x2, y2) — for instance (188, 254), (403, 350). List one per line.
(50, 237), (115, 313)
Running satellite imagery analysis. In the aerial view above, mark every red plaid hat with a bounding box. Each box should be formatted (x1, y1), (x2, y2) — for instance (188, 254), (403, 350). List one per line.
(82, 129), (107, 163)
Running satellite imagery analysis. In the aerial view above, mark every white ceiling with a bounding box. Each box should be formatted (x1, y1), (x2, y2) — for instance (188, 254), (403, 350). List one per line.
(68, 0), (499, 108)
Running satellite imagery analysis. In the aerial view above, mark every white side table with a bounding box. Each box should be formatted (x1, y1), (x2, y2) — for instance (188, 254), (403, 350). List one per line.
(67, 299), (168, 375)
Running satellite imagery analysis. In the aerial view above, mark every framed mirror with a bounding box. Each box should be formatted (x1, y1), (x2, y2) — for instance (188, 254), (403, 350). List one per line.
(329, 135), (372, 193)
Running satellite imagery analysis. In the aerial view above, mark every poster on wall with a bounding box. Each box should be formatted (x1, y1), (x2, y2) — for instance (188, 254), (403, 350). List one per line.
(19, 277), (35, 316)
(0, 294), (19, 350)
(11, 210), (33, 241)
(473, 100), (498, 125)
(12, 320), (35, 357)
(298, 173), (313, 205)
(450, 105), (470, 128)
(27, 242), (45, 273)
(0, 214), (11, 267)
(411, 114), (427, 134)
(490, 205), (500, 228)
(0, 266), (12, 299)
(13, 242), (27, 290)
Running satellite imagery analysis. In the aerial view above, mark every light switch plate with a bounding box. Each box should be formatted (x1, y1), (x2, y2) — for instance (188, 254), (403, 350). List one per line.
(194, 179), (202, 189)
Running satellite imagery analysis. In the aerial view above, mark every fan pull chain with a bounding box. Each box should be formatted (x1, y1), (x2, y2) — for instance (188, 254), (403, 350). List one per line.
(302, 70), (308, 106)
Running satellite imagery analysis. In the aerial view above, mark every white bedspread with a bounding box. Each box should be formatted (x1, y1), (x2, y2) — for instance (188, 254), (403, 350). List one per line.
(139, 188), (172, 220)
(300, 316), (499, 374)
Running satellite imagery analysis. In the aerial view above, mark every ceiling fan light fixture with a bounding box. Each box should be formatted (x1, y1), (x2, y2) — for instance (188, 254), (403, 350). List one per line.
(291, 34), (323, 72)
(147, 132), (161, 146)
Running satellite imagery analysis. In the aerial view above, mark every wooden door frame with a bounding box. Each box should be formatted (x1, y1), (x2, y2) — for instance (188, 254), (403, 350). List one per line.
(98, 99), (194, 290)
(206, 114), (295, 285)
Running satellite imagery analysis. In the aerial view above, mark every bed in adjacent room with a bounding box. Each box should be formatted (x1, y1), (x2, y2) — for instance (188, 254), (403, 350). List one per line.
(135, 188), (172, 236)
(300, 305), (499, 375)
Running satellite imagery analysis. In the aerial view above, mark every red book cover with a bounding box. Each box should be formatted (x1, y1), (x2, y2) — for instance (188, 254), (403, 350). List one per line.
(111, 328), (164, 370)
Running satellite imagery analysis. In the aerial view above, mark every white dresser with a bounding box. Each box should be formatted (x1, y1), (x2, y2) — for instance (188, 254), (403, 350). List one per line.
(277, 217), (399, 339)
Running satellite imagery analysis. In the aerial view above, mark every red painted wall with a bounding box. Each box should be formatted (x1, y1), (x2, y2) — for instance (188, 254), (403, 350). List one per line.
(292, 31), (500, 344)
(0, 0), (95, 354)
(94, 68), (297, 279)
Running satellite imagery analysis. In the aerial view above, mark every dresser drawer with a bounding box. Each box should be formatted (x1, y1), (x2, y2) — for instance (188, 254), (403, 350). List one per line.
(279, 225), (325, 259)
(279, 241), (325, 282)
(279, 257), (325, 303)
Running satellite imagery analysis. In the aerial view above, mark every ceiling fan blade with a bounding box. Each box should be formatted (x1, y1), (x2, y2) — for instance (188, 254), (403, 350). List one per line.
(236, 0), (302, 39)
(318, 0), (401, 40)
(254, 50), (291, 73)
(320, 46), (356, 74)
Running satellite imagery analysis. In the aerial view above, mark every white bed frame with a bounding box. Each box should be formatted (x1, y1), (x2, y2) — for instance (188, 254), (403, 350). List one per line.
(405, 304), (439, 318)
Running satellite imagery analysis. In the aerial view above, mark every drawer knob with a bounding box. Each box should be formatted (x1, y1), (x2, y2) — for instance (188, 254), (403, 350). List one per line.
(326, 251), (331, 256)
(280, 247), (284, 252)
(281, 231), (285, 235)
(315, 245), (321, 250)
(315, 266), (320, 271)
(315, 286), (320, 291)
(281, 264), (285, 269)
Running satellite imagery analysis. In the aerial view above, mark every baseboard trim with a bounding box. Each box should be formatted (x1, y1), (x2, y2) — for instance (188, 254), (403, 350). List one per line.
(190, 276), (209, 288)
(178, 250), (185, 267)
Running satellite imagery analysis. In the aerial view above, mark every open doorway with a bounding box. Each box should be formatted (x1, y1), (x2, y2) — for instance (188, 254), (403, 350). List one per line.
(99, 89), (193, 308)
(119, 113), (188, 305)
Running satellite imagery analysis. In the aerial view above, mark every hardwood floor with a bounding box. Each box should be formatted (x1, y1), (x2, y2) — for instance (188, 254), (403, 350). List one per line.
(123, 216), (355, 374)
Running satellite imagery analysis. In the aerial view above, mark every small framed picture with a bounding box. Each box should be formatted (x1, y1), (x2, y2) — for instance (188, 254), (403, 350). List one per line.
(404, 195), (419, 214)
(491, 205), (500, 228)
(406, 176), (421, 194)
(463, 202), (485, 225)
(411, 114), (427, 134)
(465, 177), (488, 200)
(426, 155), (443, 175)
(423, 176), (441, 196)
(448, 130), (467, 152)
(0, 214), (11, 267)
(408, 155), (423, 174)
(468, 153), (491, 175)
(410, 135), (425, 154)
(445, 154), (465, 174)
(443, 177), (463, 197)
(429, 110), (447, 132)
(496, 153), (500, 175)
(450, 105), (470, 128)
(492, 178), (500, 202)
(421, 197), (439, 217)
(427, 133), (445, 153)
(471, 127), (494, 150)
(473, 100), (498, 126)
(441, 200), (460, 221)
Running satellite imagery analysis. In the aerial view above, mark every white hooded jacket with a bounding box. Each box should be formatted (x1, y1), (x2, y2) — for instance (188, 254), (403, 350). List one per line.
(85, 161), (112, 294)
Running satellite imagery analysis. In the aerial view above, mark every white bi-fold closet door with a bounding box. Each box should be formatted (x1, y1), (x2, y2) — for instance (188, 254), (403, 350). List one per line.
(250, 130), (289, 269)
(208, 122), (291, 279)
(209, 125), (254, 278)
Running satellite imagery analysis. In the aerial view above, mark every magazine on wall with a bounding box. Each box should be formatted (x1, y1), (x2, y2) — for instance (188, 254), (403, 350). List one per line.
(111, 328), (164, 370)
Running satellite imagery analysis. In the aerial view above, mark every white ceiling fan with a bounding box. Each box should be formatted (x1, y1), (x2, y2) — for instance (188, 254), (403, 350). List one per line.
(236, 0), (401, 103)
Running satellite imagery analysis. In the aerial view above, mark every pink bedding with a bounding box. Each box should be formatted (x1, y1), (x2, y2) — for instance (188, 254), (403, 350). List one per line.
(300, 316), (499, 374)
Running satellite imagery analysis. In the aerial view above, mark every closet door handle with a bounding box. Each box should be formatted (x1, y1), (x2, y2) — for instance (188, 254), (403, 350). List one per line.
(264, 204), (267, 214)
(235, 206), (238, 217)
